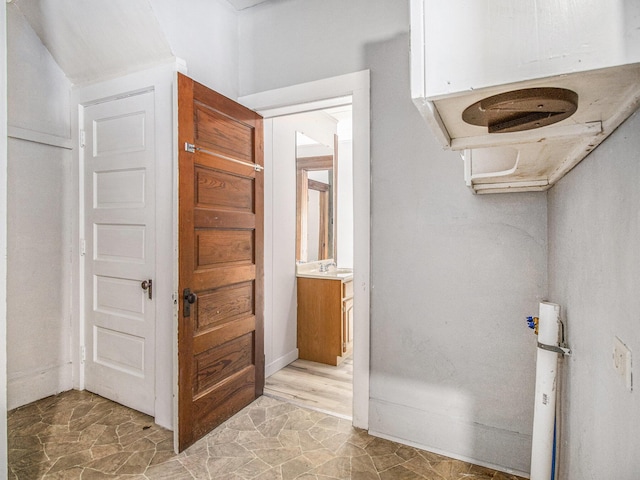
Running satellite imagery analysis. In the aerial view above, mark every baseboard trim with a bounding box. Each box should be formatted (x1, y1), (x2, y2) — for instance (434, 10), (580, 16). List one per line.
(368, 429), (530, 479)
(369, 398), (531, 478)
(8, 364), (73, 410)
(265, 349), (298, 378)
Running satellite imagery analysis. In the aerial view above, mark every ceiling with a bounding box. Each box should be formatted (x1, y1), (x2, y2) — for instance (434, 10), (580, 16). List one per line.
(11, 0), (273, 86)
(12, 0), (173, 85)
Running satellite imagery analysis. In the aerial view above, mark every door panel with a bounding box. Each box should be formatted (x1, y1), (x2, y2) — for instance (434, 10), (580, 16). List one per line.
(196, 167), (254, 211)
(194, 104), (255, 161)
(196, 282), (254, 331)
(84, 90), (156, 415)
(178, 73), (264, 451)
(94, 224), (146, 263)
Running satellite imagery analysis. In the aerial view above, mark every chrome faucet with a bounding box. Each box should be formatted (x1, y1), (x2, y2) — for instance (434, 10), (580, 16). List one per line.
(319, 261), (336, 272)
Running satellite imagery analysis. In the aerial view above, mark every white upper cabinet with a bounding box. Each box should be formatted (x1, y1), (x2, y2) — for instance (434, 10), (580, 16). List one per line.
(411, 0), (640, 193)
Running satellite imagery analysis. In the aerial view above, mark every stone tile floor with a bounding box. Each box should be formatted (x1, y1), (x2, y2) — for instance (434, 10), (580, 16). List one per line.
(8, 390), (526, 479)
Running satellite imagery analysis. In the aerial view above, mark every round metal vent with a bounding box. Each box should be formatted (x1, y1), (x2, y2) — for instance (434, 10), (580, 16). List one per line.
(462, 87), (578, 133)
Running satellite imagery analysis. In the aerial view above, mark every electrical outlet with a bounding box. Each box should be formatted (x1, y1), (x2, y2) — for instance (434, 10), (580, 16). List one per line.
(613, 337), (632, 391)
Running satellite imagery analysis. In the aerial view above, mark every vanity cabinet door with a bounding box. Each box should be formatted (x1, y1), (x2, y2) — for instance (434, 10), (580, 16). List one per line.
(342, 297), (354, 354)
(297, 276), (354, 365)
(297, 277), (342, 365)
(343, 278), (353, 299)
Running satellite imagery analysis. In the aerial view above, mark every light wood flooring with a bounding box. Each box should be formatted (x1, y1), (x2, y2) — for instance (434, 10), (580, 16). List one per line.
(264, 356), (353, 419)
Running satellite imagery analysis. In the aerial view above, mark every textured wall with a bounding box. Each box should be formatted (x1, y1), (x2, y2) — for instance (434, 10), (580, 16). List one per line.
(150, 0), (240, 98)
(6, 5), (73, 408)
(239, 0), (547, 473)
(548, 111), (640, 479)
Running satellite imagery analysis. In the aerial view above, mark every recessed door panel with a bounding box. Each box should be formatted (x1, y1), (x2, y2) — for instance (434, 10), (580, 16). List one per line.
(193, 333), (253, 397)
(194, 104), (254, 162)
(94, 111), (146, 157)
(94, 275), (145, 320)
(94, 224), (145, 263)
(94, 169), (146, 209)
(195, 166), (254, 212)
(94, 326), (145, 376)
(195, 282), (254, 333)
(196, 230), (254, 268)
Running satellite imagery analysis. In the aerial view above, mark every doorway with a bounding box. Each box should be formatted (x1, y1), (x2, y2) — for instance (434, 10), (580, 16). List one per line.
(239, 70), (371, 429)
(265, 104), (354, 419)
(72, 63), (181, 431)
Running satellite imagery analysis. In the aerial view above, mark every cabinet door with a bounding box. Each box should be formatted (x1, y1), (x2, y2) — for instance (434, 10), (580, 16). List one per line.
(342, 297), (354, 354)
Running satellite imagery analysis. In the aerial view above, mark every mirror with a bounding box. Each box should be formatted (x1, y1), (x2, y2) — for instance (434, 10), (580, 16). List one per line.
(296, 132), (337, 263)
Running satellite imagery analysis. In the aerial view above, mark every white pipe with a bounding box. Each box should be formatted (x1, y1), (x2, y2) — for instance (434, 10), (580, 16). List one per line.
(530, 302), (561, 480)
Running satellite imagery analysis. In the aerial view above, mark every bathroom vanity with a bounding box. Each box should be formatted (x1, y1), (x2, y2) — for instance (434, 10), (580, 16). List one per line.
(296, 266), (353, 366)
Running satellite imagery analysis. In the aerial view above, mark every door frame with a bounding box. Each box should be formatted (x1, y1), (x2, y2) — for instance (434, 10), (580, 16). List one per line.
(71, 61), (184, 430)
(239, 70), (371, 429)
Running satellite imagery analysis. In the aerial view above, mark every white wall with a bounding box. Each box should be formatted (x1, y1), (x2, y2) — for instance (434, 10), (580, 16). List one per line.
(150, 0), (239, 98)
(7, 5), (70, 136)
(6, 5), (73, 408)
(548, 111), (640, 479)
(239, 0), (403, 96)
(240, 0), (547, 474)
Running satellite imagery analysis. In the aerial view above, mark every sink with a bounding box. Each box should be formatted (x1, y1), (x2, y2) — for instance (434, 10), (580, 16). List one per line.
(296, 264), (353, 280)
(308, 269), (353, 279)
(330, 268), (353, 275)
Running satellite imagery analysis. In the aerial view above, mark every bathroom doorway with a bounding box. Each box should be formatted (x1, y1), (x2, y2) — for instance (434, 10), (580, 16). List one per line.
(239, 71), (370, 428)
(266, 104), (354, 419)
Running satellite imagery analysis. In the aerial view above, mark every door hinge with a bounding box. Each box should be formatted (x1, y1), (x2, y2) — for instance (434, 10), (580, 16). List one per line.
(80, 130), (86, 148)
(185, 142), (196, 153)
(80, 239), (86, 256)
(80, 346), (86, 364)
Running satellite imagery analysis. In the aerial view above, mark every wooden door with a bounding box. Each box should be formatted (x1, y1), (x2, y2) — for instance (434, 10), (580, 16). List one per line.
(83, 90), (156, 414)
(177, 73), (264, 451)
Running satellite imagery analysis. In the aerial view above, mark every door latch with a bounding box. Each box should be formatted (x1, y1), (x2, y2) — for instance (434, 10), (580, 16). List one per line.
(183, 288), (197, 317)
(141, 279), (153, 300)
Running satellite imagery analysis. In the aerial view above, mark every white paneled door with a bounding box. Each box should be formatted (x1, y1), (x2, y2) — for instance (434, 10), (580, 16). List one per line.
(83, 90), (156, 415)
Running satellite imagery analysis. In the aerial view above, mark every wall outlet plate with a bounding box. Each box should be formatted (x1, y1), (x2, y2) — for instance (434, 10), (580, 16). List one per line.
(613, 336), (632, 391)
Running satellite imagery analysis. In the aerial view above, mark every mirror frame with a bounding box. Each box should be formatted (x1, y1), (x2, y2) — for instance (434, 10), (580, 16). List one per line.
(296, 144), (338, 262)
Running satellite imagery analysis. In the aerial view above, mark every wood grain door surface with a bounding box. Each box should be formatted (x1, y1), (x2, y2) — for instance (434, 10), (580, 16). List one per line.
(177, 73), (264, 451)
